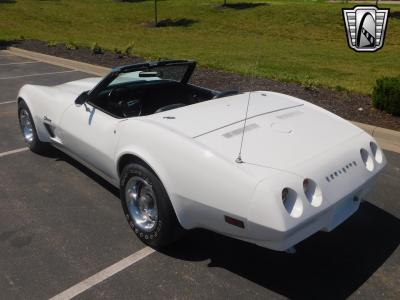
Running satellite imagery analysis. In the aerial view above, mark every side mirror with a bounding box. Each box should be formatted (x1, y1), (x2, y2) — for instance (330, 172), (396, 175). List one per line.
(75, 91), (89, 106)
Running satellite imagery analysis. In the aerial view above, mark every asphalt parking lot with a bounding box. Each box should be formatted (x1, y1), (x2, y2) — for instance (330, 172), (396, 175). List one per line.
(0, 50), (399, 300)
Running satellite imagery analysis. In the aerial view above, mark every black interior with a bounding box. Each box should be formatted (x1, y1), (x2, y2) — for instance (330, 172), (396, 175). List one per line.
(89, 80), (217, 118)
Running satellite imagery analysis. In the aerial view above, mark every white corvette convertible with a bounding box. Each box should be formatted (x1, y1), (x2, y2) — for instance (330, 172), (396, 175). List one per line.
(17, 60), (386, 251)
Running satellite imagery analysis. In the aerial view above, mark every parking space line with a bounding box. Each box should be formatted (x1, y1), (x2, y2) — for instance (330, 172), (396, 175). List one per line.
(49, 246), (155, 300)
(0, 70), (77, 80)
(0, 100), (17, 105)
(0, 147), (29, 158)
(0, 61), (39, 66)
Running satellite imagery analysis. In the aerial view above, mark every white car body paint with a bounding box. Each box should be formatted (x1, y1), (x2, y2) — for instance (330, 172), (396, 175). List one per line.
(18, 76), (386, 251)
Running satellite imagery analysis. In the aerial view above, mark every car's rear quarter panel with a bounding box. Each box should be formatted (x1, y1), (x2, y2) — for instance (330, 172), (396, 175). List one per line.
(115, 119), (260, 237)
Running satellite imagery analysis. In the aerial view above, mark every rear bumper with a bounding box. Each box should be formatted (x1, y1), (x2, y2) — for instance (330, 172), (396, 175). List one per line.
(247, 177), (375, 251)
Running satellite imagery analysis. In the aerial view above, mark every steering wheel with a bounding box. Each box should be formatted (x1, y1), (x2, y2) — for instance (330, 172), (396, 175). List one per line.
(121, 98), (142, 118)
(107, 87), (142, 118)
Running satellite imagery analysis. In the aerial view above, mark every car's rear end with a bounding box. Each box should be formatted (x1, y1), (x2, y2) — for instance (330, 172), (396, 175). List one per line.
(246, 131), (385, 251)
(143, 91), (386, 251)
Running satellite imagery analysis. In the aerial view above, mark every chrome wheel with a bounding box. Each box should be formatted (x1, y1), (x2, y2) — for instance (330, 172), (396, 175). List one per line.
(19, 109), (34, 144)
(125, 176), (158, 232)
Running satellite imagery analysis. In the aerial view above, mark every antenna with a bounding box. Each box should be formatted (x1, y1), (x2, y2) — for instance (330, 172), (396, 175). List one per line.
(236, 60), (258, 164)
(235, 91), (252, 163)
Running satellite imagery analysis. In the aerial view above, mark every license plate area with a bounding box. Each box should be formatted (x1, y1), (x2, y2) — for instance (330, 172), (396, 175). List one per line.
(330, 193), (361, 229)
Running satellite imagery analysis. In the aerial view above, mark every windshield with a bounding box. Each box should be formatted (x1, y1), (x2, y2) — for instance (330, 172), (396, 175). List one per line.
(108, 64), (192, 87)
(88, 60), (196, 99)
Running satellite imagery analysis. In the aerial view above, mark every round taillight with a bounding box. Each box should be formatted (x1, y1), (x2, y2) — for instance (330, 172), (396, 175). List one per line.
(370, 142), (383, 164)
(303, 179), (323, 207)
(360, 148), (374, 171)
(282, 188), (303, 218)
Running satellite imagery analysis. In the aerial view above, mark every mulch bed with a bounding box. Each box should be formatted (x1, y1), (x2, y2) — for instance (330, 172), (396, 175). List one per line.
(11, 39), (400, 131)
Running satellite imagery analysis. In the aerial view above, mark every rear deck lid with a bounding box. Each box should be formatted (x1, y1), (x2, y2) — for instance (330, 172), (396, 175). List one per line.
(145, 92), (362, 169)
(145, 92), (302, 138)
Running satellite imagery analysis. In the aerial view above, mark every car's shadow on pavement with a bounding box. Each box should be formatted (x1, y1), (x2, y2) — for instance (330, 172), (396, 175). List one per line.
(162, 202), (400, 299)
(44, 148), (120, 198)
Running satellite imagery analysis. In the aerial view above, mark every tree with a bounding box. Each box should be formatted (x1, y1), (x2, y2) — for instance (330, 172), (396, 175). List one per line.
(154, 0), (158, 26)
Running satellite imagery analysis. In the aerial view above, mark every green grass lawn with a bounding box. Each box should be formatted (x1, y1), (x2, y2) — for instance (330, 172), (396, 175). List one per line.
(0, 0), (399, 94)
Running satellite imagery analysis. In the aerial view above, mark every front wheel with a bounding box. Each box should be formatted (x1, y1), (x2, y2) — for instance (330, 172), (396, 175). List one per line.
(120, 163), (183, 249)
(18, 100), (50, 154)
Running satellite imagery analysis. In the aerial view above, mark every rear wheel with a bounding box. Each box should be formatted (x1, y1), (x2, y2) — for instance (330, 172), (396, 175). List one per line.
(18, 100), (50, 154)
(120, 162), (183, 248)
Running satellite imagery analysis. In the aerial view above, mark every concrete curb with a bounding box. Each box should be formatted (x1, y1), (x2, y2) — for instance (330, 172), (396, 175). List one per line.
(5, 47), (109, 76)
(4, 47), (400, 154)
(352, 121), (400, 153)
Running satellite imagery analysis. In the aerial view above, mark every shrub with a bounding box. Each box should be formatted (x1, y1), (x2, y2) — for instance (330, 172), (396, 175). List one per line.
(47, 40), (57, 47)
(91, 42), (103, 54)
(301, 75), (319, 91)
(372, 76), (400, 116)
(335, 85), (346, 92)
(123, 41), (135, 56)
(113, 48), (123, 58)
(65, 40), (78, 50)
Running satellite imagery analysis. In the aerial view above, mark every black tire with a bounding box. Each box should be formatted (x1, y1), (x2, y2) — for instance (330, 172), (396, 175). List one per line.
(18, 100), (50, 154)
(120, 163), (183, 249)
